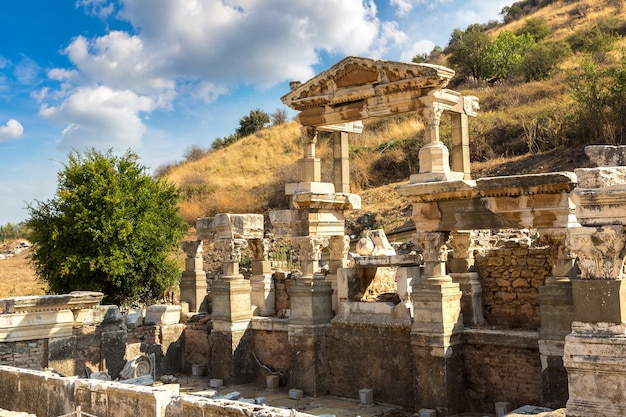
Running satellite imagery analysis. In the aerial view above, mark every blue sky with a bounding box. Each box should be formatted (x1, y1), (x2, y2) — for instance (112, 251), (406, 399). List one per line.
(0, 0), (510, 224)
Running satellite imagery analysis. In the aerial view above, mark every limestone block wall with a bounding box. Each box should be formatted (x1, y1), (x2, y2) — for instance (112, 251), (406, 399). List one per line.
(273, 271), (291, 313)
(474, 241), (550, 329)
(463, 329), (542, 414)
(251, 328), (290, 385)
(0, 340), (47, 371)
(0, 365), (314, 417)
(326, 321), (414, 407)
(183, 322), (211, 373)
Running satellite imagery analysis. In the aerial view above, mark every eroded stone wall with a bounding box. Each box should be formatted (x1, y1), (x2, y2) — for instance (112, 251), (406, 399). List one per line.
(0, 365), (315, 417)
(0, 340), (46, 371)
(463, 329), (542, 414)
(475, 241), (550, 329)
(326, 321), (414, 407)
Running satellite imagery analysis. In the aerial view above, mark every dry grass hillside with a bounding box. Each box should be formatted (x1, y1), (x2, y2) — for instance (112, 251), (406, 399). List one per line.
(165, 0), (626, 227)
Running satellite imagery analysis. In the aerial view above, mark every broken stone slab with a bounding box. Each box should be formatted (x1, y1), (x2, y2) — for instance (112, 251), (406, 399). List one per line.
(124, 309), (144, 329)
(144, 304), (181, 325)
(585, 145), (626, 167)
(222, 391), (241, 400)
(574, 167), (626, 188)
(192, 389), (219, 398)
(119, 374), (154, 386)
(210, 213), (264, 240)
(507, 405), (562, 416)
(0, 409), (36, 417)
(0, 310), (74, 342)
(0, 291), (103, 315)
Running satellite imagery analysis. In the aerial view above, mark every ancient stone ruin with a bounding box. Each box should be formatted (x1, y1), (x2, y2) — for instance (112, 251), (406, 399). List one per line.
(2, 56), (626, 417)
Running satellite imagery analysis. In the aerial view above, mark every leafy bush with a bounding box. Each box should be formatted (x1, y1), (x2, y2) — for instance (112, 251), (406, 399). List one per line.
(517, 17), (551, 41)
(27, 149), (188, 306)
(520, 41), (571, 81)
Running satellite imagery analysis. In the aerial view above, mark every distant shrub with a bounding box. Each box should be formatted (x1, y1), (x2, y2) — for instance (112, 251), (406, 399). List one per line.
(521, 41), (571, 81)
(566, 25), (620, 54)
(517, 17), (551, 41)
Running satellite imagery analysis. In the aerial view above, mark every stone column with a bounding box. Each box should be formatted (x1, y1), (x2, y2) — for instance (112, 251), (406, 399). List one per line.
(564, 225), (626, 416)
(289, 236), (333, 397)
(332, 131), (350, 193)
(417, 103), (449, 175)
(448, 231), (484, 326)
(450, 112), (470, 180)
(411, 232), (464, 416)
(537, 228), (576, 409)
(210, 237), (254, 384)
(180, 240), (207, 313)
(298, 126), (321, 183)
(248, 238), (275, 317)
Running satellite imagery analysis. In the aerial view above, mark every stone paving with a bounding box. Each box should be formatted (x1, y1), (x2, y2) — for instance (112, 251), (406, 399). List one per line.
(176, 374), (412, 417)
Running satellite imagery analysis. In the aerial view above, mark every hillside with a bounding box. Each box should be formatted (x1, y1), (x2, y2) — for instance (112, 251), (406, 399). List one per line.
(164, 0), (626, 230)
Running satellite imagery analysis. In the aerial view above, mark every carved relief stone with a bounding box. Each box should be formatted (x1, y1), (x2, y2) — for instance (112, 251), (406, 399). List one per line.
(413, 232), (449, 263)
(293, 236), (330, 261)
(214, 238), (249, 263)
(181, 240), (203, 259)
(567, 226), (626, 280)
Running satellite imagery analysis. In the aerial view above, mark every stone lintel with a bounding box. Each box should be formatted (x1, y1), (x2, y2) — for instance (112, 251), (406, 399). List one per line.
(211, 213), (264, 240)
(250, 317), (288, 332)
(463, 328), (539, 349)
(575, 167), (626, 188)
(292, 191), (361, 210)
(332, 301), (412, 327)
(572, 279), (626, 323)
(476, 172), (577, 196)
(352, 253), (423, 267)
(318, 121), (364, 133)
(571, 185), (626, 226)
(395, 179), (477, 201)
(0, 310), (74, 342)
(0, 291), (103, 315)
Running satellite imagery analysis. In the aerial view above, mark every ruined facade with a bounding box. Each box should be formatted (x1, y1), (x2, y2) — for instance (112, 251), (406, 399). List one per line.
(2, 57), (626, 417)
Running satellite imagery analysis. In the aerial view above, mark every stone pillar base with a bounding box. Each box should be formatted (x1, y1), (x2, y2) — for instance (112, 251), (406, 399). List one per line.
(564, 322), (626, 417)
(288, 324), (328, 397)
(210, 320), (254, 385)
(412, 333), (464, 416)
(250, 261), (275, 317)
(210, 275), (252, 322)
(180, 270), (207, 313)
(289, 273), (334, 326)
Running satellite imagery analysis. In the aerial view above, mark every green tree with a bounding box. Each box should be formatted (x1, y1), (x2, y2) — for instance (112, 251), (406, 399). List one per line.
(446, 24), (492, 81)
(482, 31), (536, 81)
(236, 108), (270, 137)
(521, 41), (571, 81)
(517, 17), (551, 41)
(27, 149), (188, 306)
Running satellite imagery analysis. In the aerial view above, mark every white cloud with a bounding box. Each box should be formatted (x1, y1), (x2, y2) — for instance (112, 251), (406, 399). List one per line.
(39, 85), (155, 150)
(14, 57), (41, 85)
(400, 40), (435, 62)
(42, 0), (408, 151)
(0, 119), (24, 141)
(111, 0), (398, 87)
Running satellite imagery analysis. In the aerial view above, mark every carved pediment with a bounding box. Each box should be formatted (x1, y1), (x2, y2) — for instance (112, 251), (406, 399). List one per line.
(282, 56), (455, 119)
